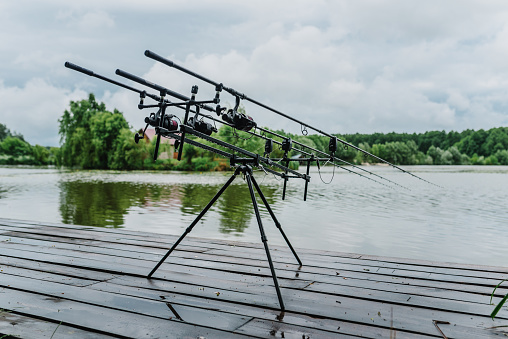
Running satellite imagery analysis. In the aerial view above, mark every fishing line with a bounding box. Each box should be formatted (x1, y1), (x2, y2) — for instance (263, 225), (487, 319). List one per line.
(317, 159), (336, 184)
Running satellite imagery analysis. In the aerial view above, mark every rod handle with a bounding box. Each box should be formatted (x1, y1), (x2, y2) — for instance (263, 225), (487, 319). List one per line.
(116, 69), (165, 93)
(64, 62), (94, 76)
(145, 50), (174, 67)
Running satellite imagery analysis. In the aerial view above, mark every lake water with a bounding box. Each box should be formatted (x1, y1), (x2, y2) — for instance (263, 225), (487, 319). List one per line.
(0, 165), (507, 267)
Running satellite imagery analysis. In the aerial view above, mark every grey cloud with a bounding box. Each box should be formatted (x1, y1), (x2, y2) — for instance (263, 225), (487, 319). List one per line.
(1, 1), (508, 146)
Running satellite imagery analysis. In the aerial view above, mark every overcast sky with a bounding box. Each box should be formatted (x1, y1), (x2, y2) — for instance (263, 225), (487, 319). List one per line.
(1, 1), (508, 146)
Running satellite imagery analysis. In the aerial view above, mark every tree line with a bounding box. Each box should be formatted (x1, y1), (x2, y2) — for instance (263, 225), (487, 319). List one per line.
(0, 123), (59, 165)
(2, 94), (508, 168)
(340, 128), (508, 165)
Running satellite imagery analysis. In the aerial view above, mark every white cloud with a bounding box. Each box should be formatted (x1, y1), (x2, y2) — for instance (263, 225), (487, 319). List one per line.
(100, 88), (140, 129)
(56, 9), (115, 31)
(446, 90), (470, 112)
(0, 79), (86, 146)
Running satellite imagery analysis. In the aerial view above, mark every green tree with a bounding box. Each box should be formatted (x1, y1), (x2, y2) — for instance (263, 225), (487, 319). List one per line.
(371, 140), (423, 165)
(109, 128), (149, 170)
(481, 128), (508, 156)
(494, 150), (508, 165)
(49, 147), (62, 166)
(456, 129), (488, 156)
(0, 136), (32, 156)
(427, 145), (443, 165)
(90, 110), (129, 168)
(59, 94), (129, 169)
(31, 145), (50, 165)
(0, 123), (11, 141)
(447, 146), (463, 165)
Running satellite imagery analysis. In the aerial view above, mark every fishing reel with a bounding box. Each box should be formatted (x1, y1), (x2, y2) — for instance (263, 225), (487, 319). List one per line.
(188, 116), (217, 136)
(134, 111), (178, 144)
(220, 94), (256, 132)
(222, 108), (256, 132)
(145, 111), (178, 131)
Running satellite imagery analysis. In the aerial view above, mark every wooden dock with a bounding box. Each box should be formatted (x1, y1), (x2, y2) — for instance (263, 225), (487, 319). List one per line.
(0, 218), (507, 338)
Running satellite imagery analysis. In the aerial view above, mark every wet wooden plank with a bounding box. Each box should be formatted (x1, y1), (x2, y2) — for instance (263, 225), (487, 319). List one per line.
(1, 218), (507, 338)
(0, 263), (395, 338)
(0, 310), (117, 339)
(233, 318), (361, 338)
(0, 233), (505, 314)
(3, 218), (507, 274)
(3, 230), (507, 304)
(0, 288), (255, 338)
(0, 273), (255, 336)
(1, 224), (505, 301)
(1, 259), (497, 339)
(0, 256), (118, 282)
(91, 276), (501, 338)
(1, 234), (505, 303)
(2, 229), (504, 287)
(3, 223), (508, 285)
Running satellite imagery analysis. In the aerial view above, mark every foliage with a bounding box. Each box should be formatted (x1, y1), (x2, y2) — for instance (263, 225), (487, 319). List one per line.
(0, 132), (58, 166)
(183, 123), (508, 167)
(58, 94), (129, 169)
(52, 94), (508, 170)
(343, 127), (508, 162)
(31, 145), (50, 165)
(109, 128), (149, 170)
(0, 123), (11, 141)
(0, 122), (25, 142)
(0, 136), (31, 157)
(371, 141), (425, 165)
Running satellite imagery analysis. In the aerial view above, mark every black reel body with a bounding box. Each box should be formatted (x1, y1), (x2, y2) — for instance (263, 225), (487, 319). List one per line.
(145, 112), (178, 132)
(188, 117), (217, 136)
(222, 109), (256, 132)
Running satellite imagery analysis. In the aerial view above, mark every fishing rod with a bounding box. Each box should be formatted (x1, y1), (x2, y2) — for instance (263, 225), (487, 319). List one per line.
(114, 61), (400, 190)
(65, 60), (405, 192)
(64, 59), (421, 192)
(65, 61), (217, 157)
(144, 50), (436, 186)
(115, 68), (254, 160)
(65, 61), (308, 179)
(65, 62), (168, 103)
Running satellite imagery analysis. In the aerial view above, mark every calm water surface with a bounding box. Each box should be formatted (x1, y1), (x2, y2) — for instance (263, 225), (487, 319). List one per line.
(0, 165), (507, 266)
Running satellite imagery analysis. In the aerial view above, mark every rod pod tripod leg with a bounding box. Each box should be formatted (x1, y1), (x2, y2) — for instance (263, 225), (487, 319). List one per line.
(147, 167), (241, 278)
(243, 167), (285, 310)
(147, 165), (292, 310)
(250, 175), (302, 266)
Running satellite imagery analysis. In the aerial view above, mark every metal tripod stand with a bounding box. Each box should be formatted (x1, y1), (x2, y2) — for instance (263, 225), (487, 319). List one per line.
(147, 164), (302, 310)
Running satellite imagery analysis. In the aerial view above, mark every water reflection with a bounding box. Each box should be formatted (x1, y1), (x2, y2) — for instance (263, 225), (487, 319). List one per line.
(58, 181), (175, 227)
(58, 176), (278, 234)
(0, 188), (7, 200)
(3, 166), (508, 266)
(180, 184), (219, 215)
(216, 183), (278, 234)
